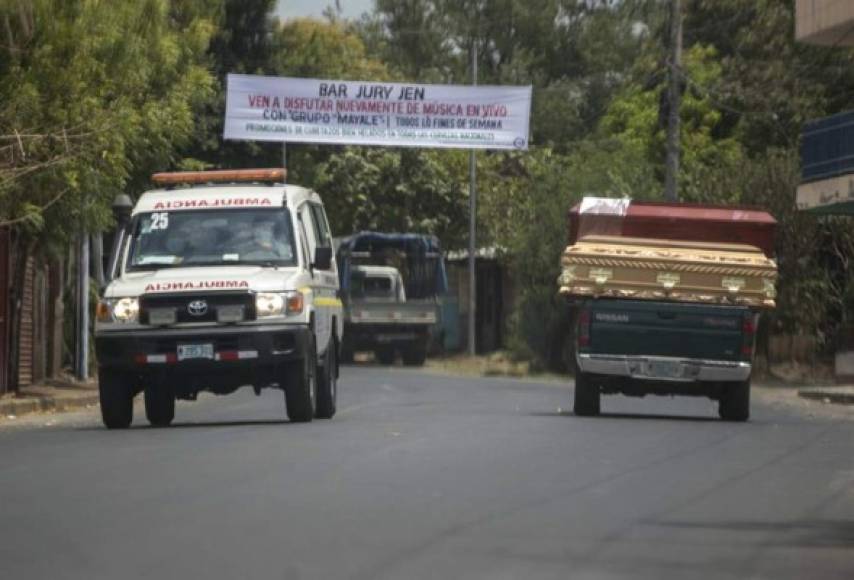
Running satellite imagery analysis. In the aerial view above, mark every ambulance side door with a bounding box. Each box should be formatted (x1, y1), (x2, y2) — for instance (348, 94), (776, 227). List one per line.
(298, 202), (333, 354)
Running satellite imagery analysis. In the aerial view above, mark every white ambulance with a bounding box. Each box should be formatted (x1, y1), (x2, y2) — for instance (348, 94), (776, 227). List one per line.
(94, 169), (343, 428)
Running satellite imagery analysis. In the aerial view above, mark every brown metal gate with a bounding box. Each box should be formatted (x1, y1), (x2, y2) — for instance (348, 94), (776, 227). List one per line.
(18, 256), (34, 388)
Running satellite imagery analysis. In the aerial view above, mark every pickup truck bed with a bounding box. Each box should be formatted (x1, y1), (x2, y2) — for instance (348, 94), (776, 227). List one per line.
(574, 299), (756, 421)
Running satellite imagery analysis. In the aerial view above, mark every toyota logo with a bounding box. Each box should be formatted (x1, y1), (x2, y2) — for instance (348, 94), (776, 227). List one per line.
(187, 299), (208, 316)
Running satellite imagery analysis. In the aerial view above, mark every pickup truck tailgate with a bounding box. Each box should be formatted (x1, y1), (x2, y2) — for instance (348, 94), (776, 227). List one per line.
(588, 300), (748, 361)
(347, 300), (438, 325)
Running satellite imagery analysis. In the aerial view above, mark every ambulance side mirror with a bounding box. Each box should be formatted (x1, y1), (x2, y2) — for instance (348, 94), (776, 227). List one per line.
(313, 246), (332, 271)
(105, 194), (134, 285)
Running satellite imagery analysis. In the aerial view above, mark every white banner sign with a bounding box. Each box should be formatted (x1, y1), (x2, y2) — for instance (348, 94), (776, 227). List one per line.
(224, 74), (532, 150)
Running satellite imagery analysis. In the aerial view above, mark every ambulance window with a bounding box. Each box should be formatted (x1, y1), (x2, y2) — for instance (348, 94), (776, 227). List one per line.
(309, 203), (331, 248)
(299, 204), (318, 258)
(297, 221), (310, 268)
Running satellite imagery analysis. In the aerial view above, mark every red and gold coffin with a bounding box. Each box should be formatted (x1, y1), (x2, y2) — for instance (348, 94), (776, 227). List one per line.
(558, 236), (778, 309)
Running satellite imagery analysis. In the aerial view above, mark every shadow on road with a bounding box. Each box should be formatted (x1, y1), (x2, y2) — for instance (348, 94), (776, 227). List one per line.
(530, 410), (722, 423)
(598, 412), (721, 423)
(167, 419), (291, 429)
(74, 419), (292, 431)
(649, 518), (854, 548)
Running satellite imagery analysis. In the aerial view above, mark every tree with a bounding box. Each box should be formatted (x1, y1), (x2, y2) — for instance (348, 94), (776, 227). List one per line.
(599, 43), (744, 202)
(0, 0), (215, 390)
(181, 0), (278, 170)
(312, 148), (468, 248)
(271, 18), (392, 81)
(685, 0), (854, 156)
(363, 1), (649, 150)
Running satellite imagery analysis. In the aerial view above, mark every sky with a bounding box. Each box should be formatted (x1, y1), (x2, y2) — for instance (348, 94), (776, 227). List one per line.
(275, 0), (374, 21)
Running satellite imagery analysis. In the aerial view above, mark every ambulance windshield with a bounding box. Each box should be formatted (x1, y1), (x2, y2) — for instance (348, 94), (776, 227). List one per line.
(126, 208), (297, 271)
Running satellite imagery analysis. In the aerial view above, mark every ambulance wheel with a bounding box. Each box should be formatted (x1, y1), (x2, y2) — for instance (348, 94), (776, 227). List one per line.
(573, 371), (600, 417)
(286, 336), (317, 423)
(315, 337), (338, 419)
(144, 384), (175, 427)
(98, 368), (134, 429)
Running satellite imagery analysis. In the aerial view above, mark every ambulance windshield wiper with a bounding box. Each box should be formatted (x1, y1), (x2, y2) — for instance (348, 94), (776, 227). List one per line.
(230, 260), (286, 269)
(127, 263), (186, 271)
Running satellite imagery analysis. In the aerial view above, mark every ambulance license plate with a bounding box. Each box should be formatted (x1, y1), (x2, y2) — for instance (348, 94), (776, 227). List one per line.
(177, 344), (214, 361)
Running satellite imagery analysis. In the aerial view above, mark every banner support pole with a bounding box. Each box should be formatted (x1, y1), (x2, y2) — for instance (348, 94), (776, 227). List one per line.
(468, 43), (478, 357)
(282, 142), (288, 183)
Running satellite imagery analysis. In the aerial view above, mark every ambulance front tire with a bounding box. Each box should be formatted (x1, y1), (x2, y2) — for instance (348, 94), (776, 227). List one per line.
(315, 337), (338, 419)
(285, 336), (317, 423)
(144, 383), (175, 427)
(99, 368), (134, 429)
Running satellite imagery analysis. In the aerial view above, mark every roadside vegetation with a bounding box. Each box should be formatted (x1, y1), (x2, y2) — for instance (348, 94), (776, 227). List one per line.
(3, 0), (854, 373)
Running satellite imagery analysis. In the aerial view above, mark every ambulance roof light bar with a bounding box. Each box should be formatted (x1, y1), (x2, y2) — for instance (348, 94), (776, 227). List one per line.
(151, 168), (286, 187)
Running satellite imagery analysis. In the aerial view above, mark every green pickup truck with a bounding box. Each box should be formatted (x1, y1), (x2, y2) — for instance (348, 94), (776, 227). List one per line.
(573, 298), (757, 421)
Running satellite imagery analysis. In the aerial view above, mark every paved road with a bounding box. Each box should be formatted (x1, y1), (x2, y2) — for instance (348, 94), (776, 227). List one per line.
(1, 366), (853, 580)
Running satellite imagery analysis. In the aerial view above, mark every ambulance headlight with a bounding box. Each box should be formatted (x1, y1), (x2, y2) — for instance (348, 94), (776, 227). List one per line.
(96, 297), (139, 323)
(256, 291), (303, 318)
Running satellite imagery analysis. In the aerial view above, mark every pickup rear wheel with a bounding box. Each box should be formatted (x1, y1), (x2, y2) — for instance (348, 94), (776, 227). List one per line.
(573, 371), (601, 417)
(375, 347), (396, 365)
(98, 368), (134, 429)
(718, 380), (750, 422)
(401, 340), (427, 366)
(144, 384), (175, 427)
(285, 336), (317, 423)
(315, 337), (338, 419)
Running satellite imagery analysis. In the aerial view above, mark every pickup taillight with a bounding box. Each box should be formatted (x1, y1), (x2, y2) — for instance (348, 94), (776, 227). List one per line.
(577, 308), (591, 348)
(741, 313), (757, 358)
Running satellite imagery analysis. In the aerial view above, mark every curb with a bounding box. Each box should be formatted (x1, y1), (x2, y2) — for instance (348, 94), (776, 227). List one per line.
(798, 389), (854, 406)
(0, 393), (100, 418)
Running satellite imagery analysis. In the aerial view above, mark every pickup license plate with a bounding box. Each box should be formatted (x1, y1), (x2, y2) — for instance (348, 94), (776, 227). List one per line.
(648, 360), (682, 379)
(376, 333), (417, 343)
(177, 344), (214, 361)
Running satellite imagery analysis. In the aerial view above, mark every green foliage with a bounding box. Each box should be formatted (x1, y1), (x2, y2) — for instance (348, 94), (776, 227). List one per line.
(179, 0), (277, 170)
(686, 0), (854, 156)
(696, 148), (854, 349)
(477, 144), (658, 368)
(0, 0), (215, 243)
(312, 148), (468, 247)
(272, 19), (392, 81)
(600, 43), (745, 202)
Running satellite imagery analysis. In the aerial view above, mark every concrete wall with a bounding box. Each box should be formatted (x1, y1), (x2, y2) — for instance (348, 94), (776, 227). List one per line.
(796, 0), (854, 46)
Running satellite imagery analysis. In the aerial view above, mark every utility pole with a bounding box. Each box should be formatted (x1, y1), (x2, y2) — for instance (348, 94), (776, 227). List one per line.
(468, 42), (478, 357)
(75, 231), (89, 381)
(664, 0), (683, 202)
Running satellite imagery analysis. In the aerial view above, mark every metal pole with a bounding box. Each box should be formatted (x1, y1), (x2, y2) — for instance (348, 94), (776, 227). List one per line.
(282, 142), (288, 183)
(664, 0), (682, 202)
(75, 232), (89, 380)
(468, 43), (478, 356)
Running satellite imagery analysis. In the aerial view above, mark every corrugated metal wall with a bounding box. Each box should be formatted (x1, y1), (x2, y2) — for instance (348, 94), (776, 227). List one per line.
(18, 256), (34, 388)
(801, 110), (854, 183)
(0, 227), (9, 394)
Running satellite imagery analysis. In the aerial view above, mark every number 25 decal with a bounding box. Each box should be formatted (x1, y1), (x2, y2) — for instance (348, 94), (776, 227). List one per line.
(151, 212), (169, 230)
